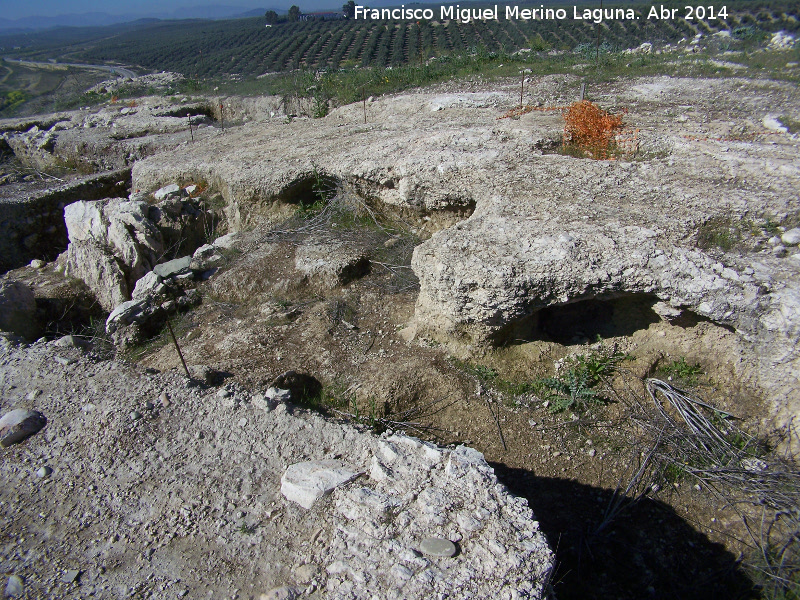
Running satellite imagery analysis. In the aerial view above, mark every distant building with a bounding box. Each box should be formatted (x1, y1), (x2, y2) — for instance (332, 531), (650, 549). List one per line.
(300, 11), (345, 20)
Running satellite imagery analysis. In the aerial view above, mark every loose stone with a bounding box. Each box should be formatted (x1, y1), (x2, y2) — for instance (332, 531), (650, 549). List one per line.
(5, 575), (23, 597)
(419, 536), (457, 558)
(61, 569), (81, 583)
(0, 409), (47, 447)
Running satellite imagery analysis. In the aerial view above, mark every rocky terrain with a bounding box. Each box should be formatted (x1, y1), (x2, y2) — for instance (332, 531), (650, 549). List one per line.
(0, 335), (553, 599)
(126, 74), (800, 441)
(0, 62), (799, 599)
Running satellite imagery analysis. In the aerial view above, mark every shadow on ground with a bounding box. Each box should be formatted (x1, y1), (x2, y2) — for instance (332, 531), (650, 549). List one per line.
(492, 463), (757, 600)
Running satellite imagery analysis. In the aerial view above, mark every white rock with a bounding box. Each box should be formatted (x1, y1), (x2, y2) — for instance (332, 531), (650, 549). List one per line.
(280, 460), (360, 509)
(5, 575), (23, 597)
(131, 271), (164, 300)
(652, 301), (682, 321)
(762, 115), (788, 133)
(153, 184), (182, 201)
(781, 228), (800, 246)
(212, 233), (239, 250)
(265, 387), (291, 402)
(63, 199), (164, 310)
(191, 244), (224, 270)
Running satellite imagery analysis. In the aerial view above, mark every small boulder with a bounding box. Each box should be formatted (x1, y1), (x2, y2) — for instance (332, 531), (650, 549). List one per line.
(131, 271), (164, 300)
(652, 301), (683, 322)
(154, 256), (192, 279)
(212, 233), (239, 251)
(0, 409), (47, 447)
(281, 460), (360, 509)
(5, 575), (24, 597)
(53, 335), (90, 350)
(294, 240), (370, 288)
(265, 387), (292, 403)
(191, 244), (224, 271)
(781, 228), (800, 246)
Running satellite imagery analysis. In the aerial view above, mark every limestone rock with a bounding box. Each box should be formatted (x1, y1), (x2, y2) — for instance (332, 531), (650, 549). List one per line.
(212, 233), (240, 250)
(0, 409), (47, 447)
(153, 183), (183, 201)
(294, 239), (370, 288)
(781, 228), (800, 246)
(190, 244), (224, 271)
(131, 271), (164, 300)
(0, 280), (38, 340)
(63, 198), (164, 310)
(53, 335), (89, 350)
(5, 575), (23, 597)
(280, 460), (360, 509)
(153, 256), (192, 279)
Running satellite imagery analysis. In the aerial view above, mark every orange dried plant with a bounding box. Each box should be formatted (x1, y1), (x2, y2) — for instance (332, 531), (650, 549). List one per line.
(562, 100), (628, 159)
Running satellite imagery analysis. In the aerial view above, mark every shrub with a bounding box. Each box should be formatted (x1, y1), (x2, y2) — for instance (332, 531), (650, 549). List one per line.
(561, 100), (633, 160)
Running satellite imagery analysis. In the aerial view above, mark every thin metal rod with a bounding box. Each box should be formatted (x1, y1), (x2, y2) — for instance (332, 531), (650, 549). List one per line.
(167, 319), (191, 379)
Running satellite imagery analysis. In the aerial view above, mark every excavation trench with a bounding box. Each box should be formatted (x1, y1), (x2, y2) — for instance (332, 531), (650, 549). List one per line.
(0, 168), (131, 274)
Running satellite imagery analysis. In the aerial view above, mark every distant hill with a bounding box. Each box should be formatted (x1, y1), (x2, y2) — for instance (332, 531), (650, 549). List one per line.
(0, 6), (289, 33)
(1, 1), (796, 76)
(0, 13), (135, 32)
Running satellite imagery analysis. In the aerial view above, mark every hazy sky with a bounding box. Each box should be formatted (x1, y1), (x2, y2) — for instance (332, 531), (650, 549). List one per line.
(1, 1), (307, 20)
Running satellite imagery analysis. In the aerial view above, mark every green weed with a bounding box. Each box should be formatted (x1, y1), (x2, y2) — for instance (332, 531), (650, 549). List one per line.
(540, 346), (630, 413)
(450, 357), (546, 400)
(778, 116), (800, 135)
(658, 357), (704, 386)
(697, 216), (744, 252)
